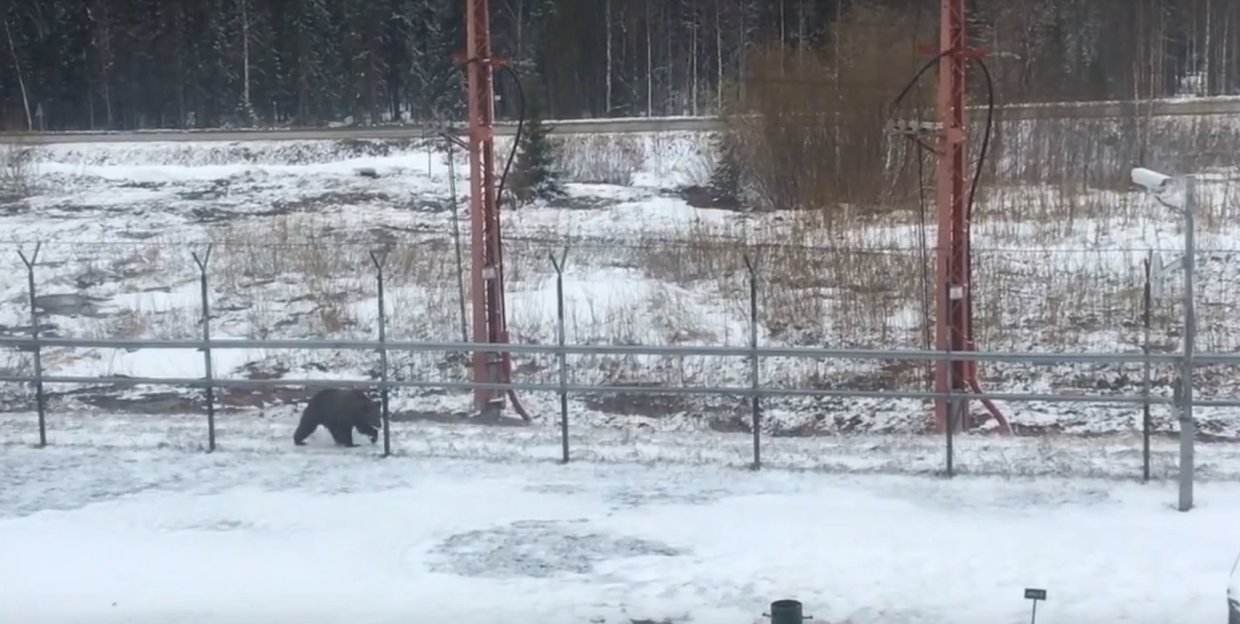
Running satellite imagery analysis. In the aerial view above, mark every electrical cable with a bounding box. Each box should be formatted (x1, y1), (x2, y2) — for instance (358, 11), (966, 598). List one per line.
(885, 35), (1011, 433)
(887, 50), (994, 290)
(886, 49), (953, 121)
(885, 46), (950, 391)
(962, 53), (995, 360)
(493, 62), (530, 422)
(959, 53), (1008, 432)
(491, 65), (526, 330)
(911, 0), (934, 389)
(965, 55), (994, 228)
(915, 145), (932, 354)
(963, 53), (1011, 435)
(495, 64), (525, 209)
(454, 57), (525, 206)
(886, 48), (951, 157)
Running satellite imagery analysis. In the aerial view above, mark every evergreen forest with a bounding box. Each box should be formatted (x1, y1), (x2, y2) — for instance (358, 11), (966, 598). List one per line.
(0, 0), (1235, 131)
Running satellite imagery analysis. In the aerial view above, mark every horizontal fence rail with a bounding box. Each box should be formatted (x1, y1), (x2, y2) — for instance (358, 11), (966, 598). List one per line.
(0, 372), (1184, 407)
(0, 335), (1210, 365)
(0, 334), (1215, 407)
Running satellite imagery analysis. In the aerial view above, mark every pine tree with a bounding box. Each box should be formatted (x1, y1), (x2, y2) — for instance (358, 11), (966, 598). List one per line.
(708, 129), (742, 207)
(291, 0), (332, 124)
(512, 80), (565, 204)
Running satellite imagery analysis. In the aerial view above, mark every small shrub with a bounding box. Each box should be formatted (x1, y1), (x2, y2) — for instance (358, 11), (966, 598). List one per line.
(513, 78), (566, 203)
(555, 134), (643, 185)
(1, 141), (36, 201)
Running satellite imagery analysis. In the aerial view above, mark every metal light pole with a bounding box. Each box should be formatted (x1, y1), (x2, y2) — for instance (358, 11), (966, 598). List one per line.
(1179, 174), (1196, 512)
(1131, 167), (1196, 511)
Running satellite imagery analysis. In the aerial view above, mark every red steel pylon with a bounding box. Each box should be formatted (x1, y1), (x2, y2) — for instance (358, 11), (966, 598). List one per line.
(932, 0), (1010, 435)
(461, 0), (529, 421)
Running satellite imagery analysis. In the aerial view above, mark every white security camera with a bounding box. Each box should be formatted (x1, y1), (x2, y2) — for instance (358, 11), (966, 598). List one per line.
(1131, 167), (1172, 193)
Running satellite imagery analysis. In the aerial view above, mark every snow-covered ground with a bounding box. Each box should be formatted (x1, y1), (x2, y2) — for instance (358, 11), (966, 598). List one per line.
(2, 444), (1238, 624)
(9, 405), (1240, 480)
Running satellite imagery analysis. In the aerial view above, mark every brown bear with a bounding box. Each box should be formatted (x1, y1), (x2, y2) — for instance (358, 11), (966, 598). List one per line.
(292, 388), (382, 447)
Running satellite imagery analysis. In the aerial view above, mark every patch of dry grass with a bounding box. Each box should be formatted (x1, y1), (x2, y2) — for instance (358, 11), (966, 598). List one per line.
(0, 139), (37, 200)
(553, 134), (644, 185)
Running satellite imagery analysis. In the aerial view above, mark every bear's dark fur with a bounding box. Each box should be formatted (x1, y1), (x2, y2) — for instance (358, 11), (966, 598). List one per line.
(293, 388), (383, 447)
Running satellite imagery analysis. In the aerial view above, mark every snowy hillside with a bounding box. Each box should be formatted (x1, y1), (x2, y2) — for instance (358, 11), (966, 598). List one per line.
(1, 127), (1240, 463)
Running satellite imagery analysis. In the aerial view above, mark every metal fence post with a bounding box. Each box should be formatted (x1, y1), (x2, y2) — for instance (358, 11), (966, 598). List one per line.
(744, 254), (761, 470)
(1178, 175), (1197, 512)
(944, 282), (955, 478)
(370, 250), (392, 458)
(191, 246), (215, 452)
(17, 243), (46, 447)
(550, 249), (570, 464)
(1142, 251), (1152, 483)
(446, 138), (469, 344)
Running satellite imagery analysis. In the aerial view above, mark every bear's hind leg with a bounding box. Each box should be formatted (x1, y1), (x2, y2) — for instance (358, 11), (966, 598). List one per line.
(326, 423), (357, 447)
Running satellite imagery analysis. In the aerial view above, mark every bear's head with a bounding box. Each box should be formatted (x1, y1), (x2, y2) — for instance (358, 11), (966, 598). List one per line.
(357, 392), (383, 430)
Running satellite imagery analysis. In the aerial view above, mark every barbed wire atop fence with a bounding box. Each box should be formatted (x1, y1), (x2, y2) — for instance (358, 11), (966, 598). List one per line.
(2, 235), (1236, 255)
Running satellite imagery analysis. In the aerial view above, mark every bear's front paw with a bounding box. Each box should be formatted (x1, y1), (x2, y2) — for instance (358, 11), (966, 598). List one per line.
(369, 433), (378, 444)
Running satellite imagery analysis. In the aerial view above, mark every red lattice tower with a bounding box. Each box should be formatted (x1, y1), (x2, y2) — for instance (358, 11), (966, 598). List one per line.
(930, 0), (1010, 434)
(459, 0), (529, 421)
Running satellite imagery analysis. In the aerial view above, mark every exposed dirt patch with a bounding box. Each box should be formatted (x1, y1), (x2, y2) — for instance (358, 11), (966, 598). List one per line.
(241, 361), (290, 380)
(185, 190), (448, 224)
(189, 206), (252, 223)
(115, 230), (163, 240)
(1010, 422), (1068, 436)
(770, 420), (822, 438)
(824, 412), (869, 435)
(177, 179), (232, 201)
(32, 293), (111, 318)
(0, 193), (25, 211)
(828, 361), (928, 393)
(678, 184), (743, 210)
(216, 386), (319, 409)
(47, 385), (328, 415)
(583, 386), (695, 418)
(77, 391), (202, 415)
(388, 407), (529, 428)
(706, 409), (752, 433)
(38, 202), (140, 218)
(0, 322), (57, 339)
(270, 191), (400, 214)
(117, 181), (164, 191)
(543, 194), (620, 211)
